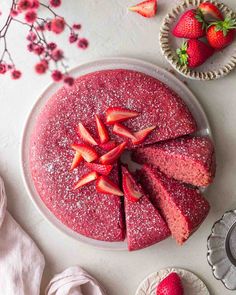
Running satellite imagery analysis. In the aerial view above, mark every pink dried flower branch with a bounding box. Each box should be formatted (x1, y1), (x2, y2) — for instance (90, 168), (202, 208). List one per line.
(0, 0), (89, 86)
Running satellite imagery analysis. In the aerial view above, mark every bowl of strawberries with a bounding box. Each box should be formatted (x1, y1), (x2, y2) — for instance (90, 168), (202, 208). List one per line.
(159, 0), (236, 80)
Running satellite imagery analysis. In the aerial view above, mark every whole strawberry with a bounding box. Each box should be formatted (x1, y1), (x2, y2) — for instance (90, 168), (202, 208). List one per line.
(156, 272), (184, 295)
(206, 17), (236, 49)
(198, 2), (223, 22)
(176, 39), (214, 68)
(173, 9), (206, 38)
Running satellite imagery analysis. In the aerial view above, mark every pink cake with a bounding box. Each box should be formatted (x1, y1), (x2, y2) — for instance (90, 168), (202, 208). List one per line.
(136, 165), (210, 245)
(122, 166), (170, 251)
(30, 69), (197, 243)
(132, 136), (216, 187)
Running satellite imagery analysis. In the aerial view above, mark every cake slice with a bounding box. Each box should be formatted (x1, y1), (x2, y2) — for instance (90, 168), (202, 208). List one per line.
(122, 166), (170, 251)
(136, 165), (210, 245)
(132, 136), (215, 187)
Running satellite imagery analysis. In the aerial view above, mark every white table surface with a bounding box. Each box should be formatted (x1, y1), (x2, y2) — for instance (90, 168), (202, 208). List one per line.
(1, 1), (236, 294)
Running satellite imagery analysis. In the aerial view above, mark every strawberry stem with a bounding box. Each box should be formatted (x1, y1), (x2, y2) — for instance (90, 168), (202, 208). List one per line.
(195, 8), (207, 29)
(176, 42), (188, 66)
(210, 16), (236, 36)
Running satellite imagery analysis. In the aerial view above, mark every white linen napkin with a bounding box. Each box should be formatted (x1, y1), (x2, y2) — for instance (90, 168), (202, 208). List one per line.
(0, 177), (107, 295)
(0, 176), (45, 295)
(45, 266), (107, 295)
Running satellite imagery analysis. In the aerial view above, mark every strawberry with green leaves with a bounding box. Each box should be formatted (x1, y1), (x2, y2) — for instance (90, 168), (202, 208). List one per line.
(177, 39), (214, 68)
(198, 2), (223, 22)
(206, 16), (236, 49)
(173, 9), (207, 38)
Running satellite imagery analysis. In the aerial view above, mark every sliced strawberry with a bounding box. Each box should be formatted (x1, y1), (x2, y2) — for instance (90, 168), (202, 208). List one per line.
(71, 143), (98, 163)
(129, 0), (157, 18)
(99, 142), (127, 164)
(122, 167), (142, 202)
(113, 123), (136, 140)
(95, 115), (109, 144)
(70, 151), (83, 171)
(96, 176), (123, 196)
(99, 141), (117, 151)
(86, 163), (113, 176)
(77, 122), (97, 146)
(132, 125), (156, 145)
(106, 107), (139, 125)
(74, 171), (98, 190)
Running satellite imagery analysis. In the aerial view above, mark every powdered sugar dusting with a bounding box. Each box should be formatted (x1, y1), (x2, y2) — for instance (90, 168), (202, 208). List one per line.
(29, 69), (197, 242)
(133, 136), (216, 187)
(122, 167), (170, 251)
(136, 165), (210, 244)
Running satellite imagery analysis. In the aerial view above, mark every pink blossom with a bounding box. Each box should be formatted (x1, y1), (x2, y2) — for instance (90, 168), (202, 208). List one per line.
(18, 0), (32, 11)
(31, 0), (39, 9)
(47, 42), (57, 51)
(35, 60), (48, 74)
(0, 63), (7, 74)
(27, 43), (35, 52)
(26, 31), (37, 41)
(33, 45), (45, 55)
(64, 76), (75, 87)
(25, 10), (37, 23)
(73, 24), (81, 30)
(77, 38), (89, 49)
(50, 0), (61, 8)
(51, 48), (64, 61)
(10, 9), (19, 17)
(51, 70), (63, 81)
(51, 17), (65, 34)
(11, 70), (22, 79)
(69, 34), (78, 43)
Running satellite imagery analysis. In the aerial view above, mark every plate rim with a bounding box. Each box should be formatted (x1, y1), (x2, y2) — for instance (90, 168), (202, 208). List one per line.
(20, 56), (213, 251)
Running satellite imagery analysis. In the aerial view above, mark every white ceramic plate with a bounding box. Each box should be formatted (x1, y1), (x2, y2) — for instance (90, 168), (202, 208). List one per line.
(21, 57), (212, 250)
(135, 267), (209, 295)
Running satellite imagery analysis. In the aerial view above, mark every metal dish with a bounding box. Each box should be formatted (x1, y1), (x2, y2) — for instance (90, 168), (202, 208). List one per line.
(207, 209), (236, 290)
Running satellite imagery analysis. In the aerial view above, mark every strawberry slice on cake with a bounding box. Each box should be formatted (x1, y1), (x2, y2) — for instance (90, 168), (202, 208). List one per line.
(106, 107), (139, 125)
(122, 166), (170, 251)
(133, 136), (216, 187)
(136, 165), (210, 245)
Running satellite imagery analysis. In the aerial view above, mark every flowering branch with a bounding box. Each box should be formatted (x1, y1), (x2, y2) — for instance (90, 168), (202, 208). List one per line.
(0, 0), (89, 86)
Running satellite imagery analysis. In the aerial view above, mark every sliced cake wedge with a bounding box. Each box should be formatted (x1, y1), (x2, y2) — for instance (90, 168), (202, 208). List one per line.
(132, 136), (215, 187)
(136, 164), (210, 245)
(122, 166), (170, 251)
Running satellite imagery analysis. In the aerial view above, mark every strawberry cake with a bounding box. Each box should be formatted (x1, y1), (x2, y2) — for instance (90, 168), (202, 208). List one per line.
(29, 68), (213, 250)
(135, 165), (210, 245)
(132, 136), (216, 187)
(122, 166), (170, 251)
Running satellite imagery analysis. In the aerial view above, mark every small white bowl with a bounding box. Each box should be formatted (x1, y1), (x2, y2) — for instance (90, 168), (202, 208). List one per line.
(159, 0), (236, 80)
(207, 210), (236, 290)
(135, 267), (209, 295)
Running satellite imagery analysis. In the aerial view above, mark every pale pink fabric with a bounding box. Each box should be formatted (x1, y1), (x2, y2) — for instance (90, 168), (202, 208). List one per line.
(0, 177), (45, 295)
(46, 266), (107, 295)
(0, 177), (107, 295)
